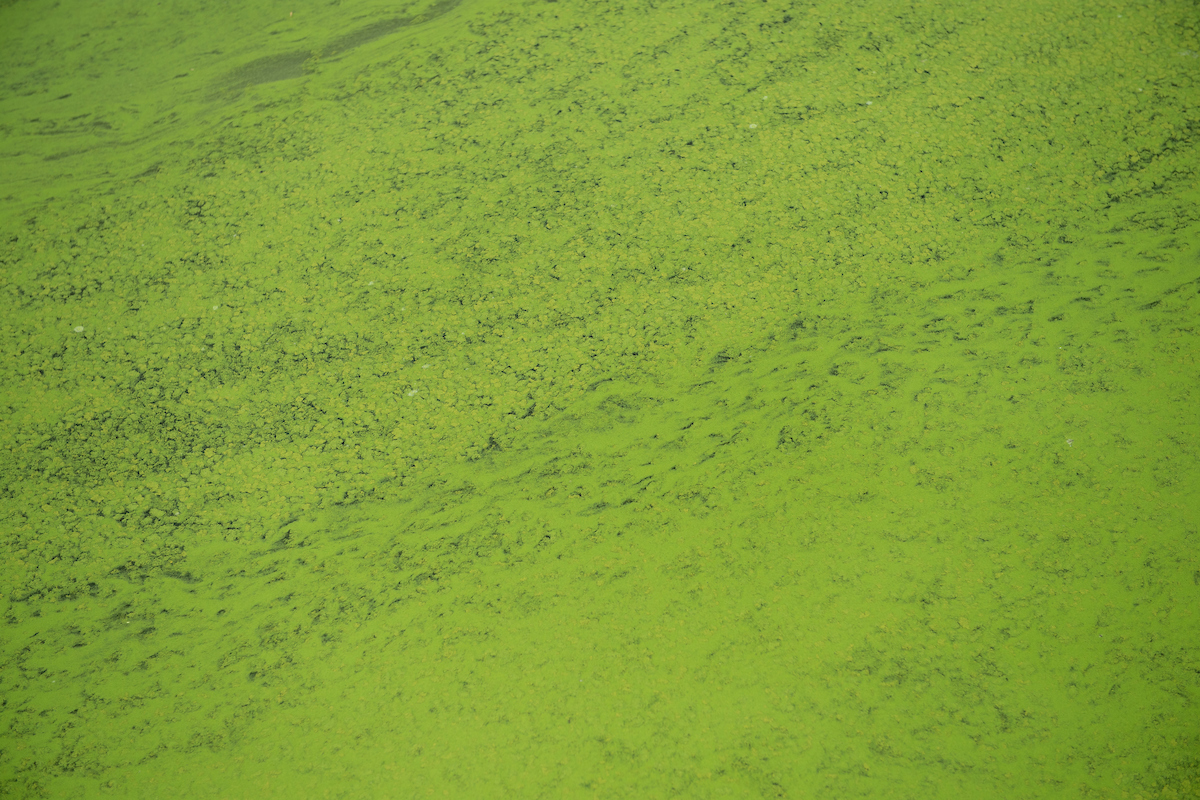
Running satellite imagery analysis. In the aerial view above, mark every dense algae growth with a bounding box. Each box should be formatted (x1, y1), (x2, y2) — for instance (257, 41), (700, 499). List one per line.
(1, 0), (1198, 797)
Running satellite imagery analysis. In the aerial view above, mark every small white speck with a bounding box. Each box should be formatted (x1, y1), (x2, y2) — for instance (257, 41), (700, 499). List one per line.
(1066, 439), (1074, 447)
(748, 123), (757, 129)
(865, 101), (873, 106)
(407, 389), (418, 396)
(213, 305), (220, 310)
(422, 364), (430, 369)
(74, 326), (84, 333)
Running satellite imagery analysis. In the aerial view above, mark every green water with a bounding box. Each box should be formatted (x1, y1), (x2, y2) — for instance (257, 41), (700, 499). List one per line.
(1, 0), (1197, 797)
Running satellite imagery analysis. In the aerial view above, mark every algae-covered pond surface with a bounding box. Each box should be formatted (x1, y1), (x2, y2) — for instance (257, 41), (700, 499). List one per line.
(2, 0), (1198, 796)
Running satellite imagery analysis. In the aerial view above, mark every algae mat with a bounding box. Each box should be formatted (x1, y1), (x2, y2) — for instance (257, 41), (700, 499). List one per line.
(1, 0), (1198, 797)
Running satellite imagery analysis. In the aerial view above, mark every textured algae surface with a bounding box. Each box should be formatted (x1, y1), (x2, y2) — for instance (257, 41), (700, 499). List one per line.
(1, 0), (1199, 797)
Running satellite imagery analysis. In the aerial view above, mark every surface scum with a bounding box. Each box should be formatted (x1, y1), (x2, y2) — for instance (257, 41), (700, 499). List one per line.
(1, 0), (1198, 797)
